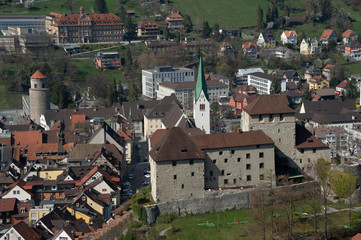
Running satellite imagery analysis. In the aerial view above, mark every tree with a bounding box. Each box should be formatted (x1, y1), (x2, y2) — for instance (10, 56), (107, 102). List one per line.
(330, 170), (357, 228)
(65, 0), (76, 13)
(347, 78), (359, 99)
(94, 0), (108, 13)
(316, 158), (332, 240)
(257, 4), (264, 30)
(176, 31), (181, 44)
(51, 82), (72, 109)
(183, 15), (193, 33)
(303, 87), (312, 101)
(202, 21), (211, 38)
(271, 78), (281, 94)
(163, 27), (170, 40)
(124, 15), (135, 40)
(125, 47), (133, 67)
(107, 79), (118, 107)
(250, 187), (268, 240)
(128, 82), (138, 101)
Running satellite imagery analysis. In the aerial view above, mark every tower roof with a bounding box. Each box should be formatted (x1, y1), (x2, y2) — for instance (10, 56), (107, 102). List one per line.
(194, 57), (209, 101)
(30, 70), (46, 79)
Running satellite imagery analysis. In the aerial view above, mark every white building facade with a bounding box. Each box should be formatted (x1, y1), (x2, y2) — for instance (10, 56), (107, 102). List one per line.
(142, 66), (194, 99)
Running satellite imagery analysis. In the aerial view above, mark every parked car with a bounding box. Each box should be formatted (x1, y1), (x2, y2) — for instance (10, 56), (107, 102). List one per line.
(122, 182), (131, 189)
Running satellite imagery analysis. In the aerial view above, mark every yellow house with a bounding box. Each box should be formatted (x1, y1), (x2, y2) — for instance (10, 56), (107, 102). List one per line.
(29, 207), (51, 225)
(66, 207), (91, 223)
(38, 170), (64, 180)
(309, 76), (329, 90)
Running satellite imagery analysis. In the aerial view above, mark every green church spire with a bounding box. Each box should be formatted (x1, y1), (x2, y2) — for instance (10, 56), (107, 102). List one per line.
(194, 56), (209, 101)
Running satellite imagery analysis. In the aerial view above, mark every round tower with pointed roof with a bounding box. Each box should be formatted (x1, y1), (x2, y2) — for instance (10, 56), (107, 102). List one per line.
(29, 70), (50, 124)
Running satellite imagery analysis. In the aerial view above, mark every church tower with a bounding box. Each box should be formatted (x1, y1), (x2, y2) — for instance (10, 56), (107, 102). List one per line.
(193, 57), (210, 134)
(29, 70), (50, 124)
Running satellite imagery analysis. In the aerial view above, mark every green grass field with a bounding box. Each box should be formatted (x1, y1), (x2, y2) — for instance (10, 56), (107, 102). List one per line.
(71, 59), (124, 84)
(153, 205), (361, 240)
(172, 0), (270, 28)
(343, 62), (361, 76)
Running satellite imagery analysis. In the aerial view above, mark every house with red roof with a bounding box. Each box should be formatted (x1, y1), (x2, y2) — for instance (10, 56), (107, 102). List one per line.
(242, 42), (258, 59)
(353, 233), (361, 240)
(342, 29), (358, 44)
(2, 180), (31, 202)
(217, 42), (235, 59)
(45, 7), (123, 44)
(309, 75), (329, 90)
(322, 64), (335, 81)
(280, 30), (298, 45)
(0, 221), (41, 240)
(71, 114), (86, 132)
(137, 20), (160, 38)
(165, 12), (184, 30)
(320, 30), (337, 45)
(336, 80), (350, 95)
(0, 198), (16, 224)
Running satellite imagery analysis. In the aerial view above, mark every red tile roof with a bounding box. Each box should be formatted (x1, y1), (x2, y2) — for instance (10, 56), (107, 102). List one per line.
(26, 143), (63, 161)
(242, 42), (258, 49)
(283, 30), (297, 38)
(12, 131), (43, 148)
(30, 70), (46, 79)
(0, 198), (16, 212)
(322, 64), (335, 71)
(220, 42), (231, 47)
(243, 95), (294, 115)
(336, 80), (349, 89)
(137, 20), (159, 29)
(320, 30), (334, 41)
(50, 12), (123, 26)
(296, 125), (328, 149)
(353, 233), (361, 240)
(72, 114), (86, 131)
(13, 221), (41, 240)
(168, 12), (183, 19)
(343, 29), (356, 38)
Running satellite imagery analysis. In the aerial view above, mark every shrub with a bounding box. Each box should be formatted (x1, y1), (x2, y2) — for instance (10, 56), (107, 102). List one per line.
(157, 213), (177, 224)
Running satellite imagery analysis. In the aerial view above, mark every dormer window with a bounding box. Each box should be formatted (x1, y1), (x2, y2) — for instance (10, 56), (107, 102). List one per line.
(181, 148), (187, 152)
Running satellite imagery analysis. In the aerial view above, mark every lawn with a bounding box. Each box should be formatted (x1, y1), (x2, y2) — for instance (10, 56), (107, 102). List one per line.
(171, 0), (270, 28)
(0, 85), (22, 109)
(343, 62), (361, 77)
(71, 59), (124, 84)
(152, 200), (361, 240)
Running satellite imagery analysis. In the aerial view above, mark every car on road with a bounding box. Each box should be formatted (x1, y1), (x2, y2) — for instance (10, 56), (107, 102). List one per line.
(122, 182), (131, 189)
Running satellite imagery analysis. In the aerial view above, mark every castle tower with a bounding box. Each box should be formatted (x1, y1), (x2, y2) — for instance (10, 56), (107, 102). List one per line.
(29, 70), (50, 124)
(193, 57), (210, 134)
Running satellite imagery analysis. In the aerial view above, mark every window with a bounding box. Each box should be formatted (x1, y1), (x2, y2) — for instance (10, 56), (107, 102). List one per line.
(246, 164), (251, 170)
(256, 145), (260, 148)
(200, 104), (205, 111)
(6, 218), (10, 223)
(259, 152), (264, 158)
(231, 150), (235, 154)
(279, 138), (281, 142)
(233, 179), (236, 184)
(60, 237), (68, 240)
(237, 158), (241, 162)
(300, 159), (303, 164)
(82, 196), (86, 201)
(13, 190), (16, 195)
(313, 149), (316, 153)
(259, 163), (264, 169)
(213, 159), (216, 164)
(189, 160), (193, 165)
(191, 172), (194, 177)
(224, 158), (228, 163)
(280, 114), (284, 121)
(182, 184), (184, 189)
(102, 189), (107, 192)
(219, 151), (223, 155)
(174, 175), (177, 180)
(221, 170), (224, 176)
(269, 114), (274, 121)
(210, 171), (213, 176)
(278, 129), (280, 133)
(246, 153), (250, 159)
(172, 162), (176, 166)
(224, 179), (228, 184)
(260, 174), (264, 180)
(31, 213), (37, 219)
(247, 175), (252, 181)
(259, 115), (263, 121)
(300, 149), (304, 154)
(308, 158), (311, 163)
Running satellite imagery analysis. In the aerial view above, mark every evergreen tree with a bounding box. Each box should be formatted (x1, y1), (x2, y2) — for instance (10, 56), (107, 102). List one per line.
(266, 6), (272, 22)
(257, 4), (264, 30)
(202, 21), (211, 38)
(125, 47), (132, 67)
(183, 15), (193, 33)
(107, 79), (118, 107)
(176, 31), (181, 44)
(163, 27), (170, 40)
(347, 78), (359, 99)
(94, 0), (108, 13)
(271, 77), (281, 94)
(128, 82), (138, 101)
(303, 87), (312, 101)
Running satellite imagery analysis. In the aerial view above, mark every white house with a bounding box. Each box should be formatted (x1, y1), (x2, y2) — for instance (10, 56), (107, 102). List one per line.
(2, 180), (31, 202)
(280, 30), (298, 45)
(248, 72), (276, 95)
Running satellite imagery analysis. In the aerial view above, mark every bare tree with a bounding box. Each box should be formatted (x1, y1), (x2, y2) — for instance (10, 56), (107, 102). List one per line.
(250, 186), (269, 240)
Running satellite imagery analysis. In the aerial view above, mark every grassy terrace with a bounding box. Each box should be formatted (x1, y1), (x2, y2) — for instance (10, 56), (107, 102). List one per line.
(149, 201), (361, 240)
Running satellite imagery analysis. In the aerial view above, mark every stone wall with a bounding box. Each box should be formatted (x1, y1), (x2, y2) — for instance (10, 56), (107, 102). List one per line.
(146, 182), (314, 224)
